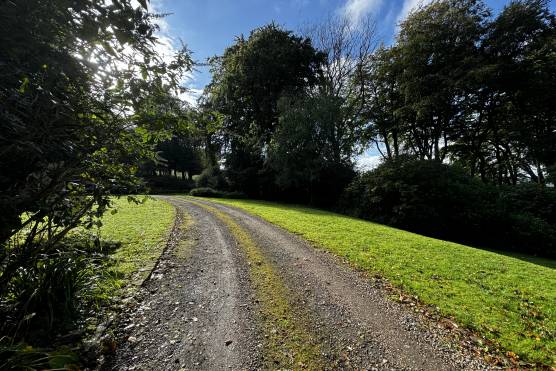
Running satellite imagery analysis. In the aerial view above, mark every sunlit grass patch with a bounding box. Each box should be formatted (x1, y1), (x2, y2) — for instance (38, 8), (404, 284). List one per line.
(92, 197), (175, 300)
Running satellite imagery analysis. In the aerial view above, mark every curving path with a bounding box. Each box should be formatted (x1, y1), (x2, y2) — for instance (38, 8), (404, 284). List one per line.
(106, 196), (489, 370)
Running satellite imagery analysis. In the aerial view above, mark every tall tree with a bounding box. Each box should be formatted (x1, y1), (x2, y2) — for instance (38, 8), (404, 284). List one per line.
(206, 23), (324, 195)
(358, 45), (405, 159)
(305, 14), (377, 164)
(396, 0), (490, 161)
(484, 0), (556, 183)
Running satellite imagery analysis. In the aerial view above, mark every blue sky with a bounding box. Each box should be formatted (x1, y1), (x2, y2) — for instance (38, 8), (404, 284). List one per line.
(151, 0), (553, 167)
(152, 0), (531, 93)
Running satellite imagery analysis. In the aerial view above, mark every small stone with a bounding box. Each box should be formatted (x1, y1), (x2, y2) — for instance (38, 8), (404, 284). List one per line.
(128, 336), (138, 343)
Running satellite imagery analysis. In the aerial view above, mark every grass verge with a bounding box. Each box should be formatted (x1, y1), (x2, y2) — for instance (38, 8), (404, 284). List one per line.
(204, 198), (556, 367)
(91, 196), (176, 301)
(188, 200), (325, 369)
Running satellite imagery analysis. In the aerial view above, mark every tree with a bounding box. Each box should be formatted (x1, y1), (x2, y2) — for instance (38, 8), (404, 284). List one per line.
(206, 23), (325, 196)
(304, 14), (377, 165)
(396, 0), (490, 161)
(268, 94), (355, 206)
(358, 45), (405, 159)
(157, 135), (203, 179)
(360, 0), (555, 185)
(483, 0), (556, 183)
(0, 0), (192, 291)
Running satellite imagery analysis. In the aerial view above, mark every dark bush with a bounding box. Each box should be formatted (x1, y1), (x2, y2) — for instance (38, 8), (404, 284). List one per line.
(189, 187), (225, 197)
(0, 235), (115, 344)
(189, 187), (246, 199)
(143, 175), (195, 194)
(195, 166), (228, 190)
(340, 157), (556, 258)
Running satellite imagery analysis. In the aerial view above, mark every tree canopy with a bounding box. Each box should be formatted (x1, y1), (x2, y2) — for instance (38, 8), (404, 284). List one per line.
(0, 0), (192, 290)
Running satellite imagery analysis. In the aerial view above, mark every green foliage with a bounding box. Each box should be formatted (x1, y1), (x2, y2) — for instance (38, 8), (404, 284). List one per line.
(361, 0), (556, 184)
(0, 0), (191, 295)
(205, 23), (325, 197)
(268, 94), (356, 206)
(189, 188), (246, 199)
(143, 175), (195, 194)
(208, 23), (324, 144)
(1, 236), (113, 342)
(0, 341), (79, 371)
(149, 113), (204, 180)
(340, 158), (556, 257)
(195, 166), (228, 190)
(207, 197), (556, 367)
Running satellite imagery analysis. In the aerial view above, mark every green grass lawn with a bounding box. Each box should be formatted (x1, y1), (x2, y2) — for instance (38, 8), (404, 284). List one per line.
(203, 197), (556, 367)
(92, 197), (175, 300)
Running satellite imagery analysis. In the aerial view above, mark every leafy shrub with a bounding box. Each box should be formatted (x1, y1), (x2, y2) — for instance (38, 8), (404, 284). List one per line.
(195, 166), (228, 190)
(0, 341), (79, 370)
(143, 175), (195, 193)
(189, 187), (246, 199)
(340, 157), (556, 257)
(0, 235), (116, 344)
(190, 187), (224, 197)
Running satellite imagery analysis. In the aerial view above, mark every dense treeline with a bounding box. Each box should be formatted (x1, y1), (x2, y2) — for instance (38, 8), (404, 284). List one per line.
(362, 0), (556, 184)
(190, 0), (556, 256)
(199, 18), (376, 205)
(199, 0), (555, 195)
(344, 0), (556, 256)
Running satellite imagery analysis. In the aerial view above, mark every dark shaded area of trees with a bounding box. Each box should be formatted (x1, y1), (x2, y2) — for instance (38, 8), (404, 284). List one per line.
(341, 158), (556, 257)
(201, 19), (376, 206)
(360, 0), (556, 184)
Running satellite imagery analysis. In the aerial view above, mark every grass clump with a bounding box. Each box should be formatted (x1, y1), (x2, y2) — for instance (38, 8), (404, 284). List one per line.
(207, 198), (556, 367)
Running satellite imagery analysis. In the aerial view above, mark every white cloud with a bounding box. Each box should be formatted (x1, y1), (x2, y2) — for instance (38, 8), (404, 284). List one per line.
(341, 0), (383, 25)
(396, 0), (433, 24)
(355, 153), (383, 171)
(180, 87), (203, 107)
(148, 0), (202, 106)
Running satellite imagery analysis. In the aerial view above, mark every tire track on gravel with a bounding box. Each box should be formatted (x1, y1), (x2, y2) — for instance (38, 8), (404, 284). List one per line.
(181, 198), (329, 369)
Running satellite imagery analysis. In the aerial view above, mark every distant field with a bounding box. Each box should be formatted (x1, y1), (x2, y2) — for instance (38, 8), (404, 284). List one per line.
(203, 197), (556, 367)
(93, 197), (175, 300)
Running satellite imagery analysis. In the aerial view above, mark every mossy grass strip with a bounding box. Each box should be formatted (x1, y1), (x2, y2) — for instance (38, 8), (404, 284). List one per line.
(187, 199), (325, 369)
(173, 208), (194, 261)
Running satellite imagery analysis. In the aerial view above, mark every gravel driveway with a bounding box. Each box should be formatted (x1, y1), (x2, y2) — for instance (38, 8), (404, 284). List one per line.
(105, 196), (490, 370)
